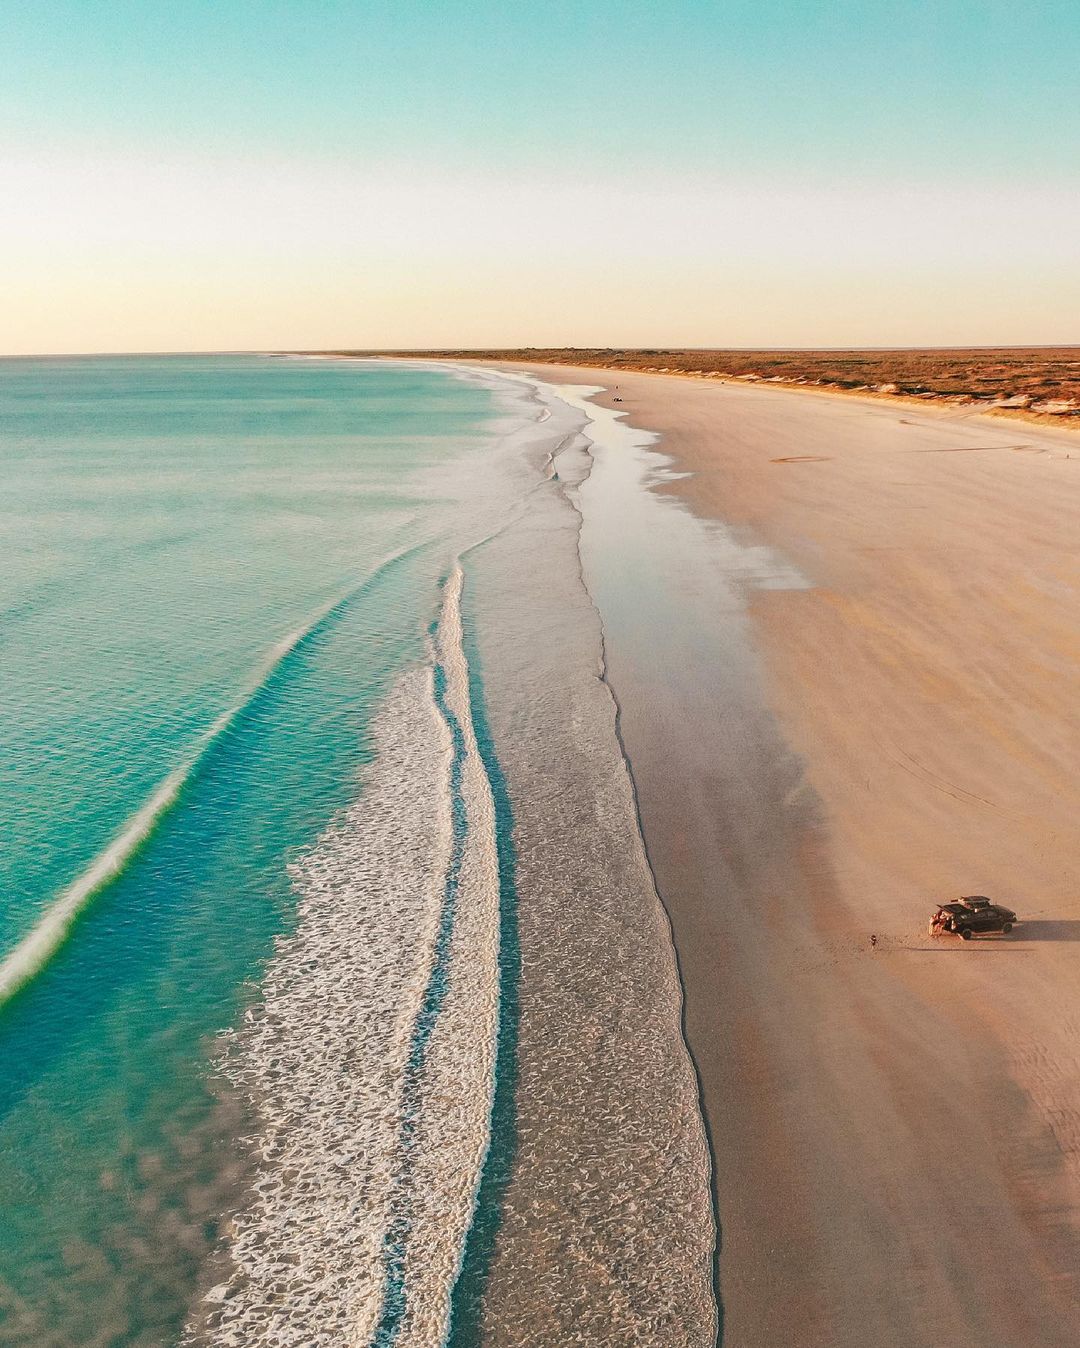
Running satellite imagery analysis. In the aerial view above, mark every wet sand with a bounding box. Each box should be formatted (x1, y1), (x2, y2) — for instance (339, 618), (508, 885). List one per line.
(498, 365), (1080, 1346)
(465, 385), (716, 1346)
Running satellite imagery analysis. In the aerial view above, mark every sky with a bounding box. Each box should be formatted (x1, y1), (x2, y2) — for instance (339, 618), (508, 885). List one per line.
(2, 0), (1078, 353)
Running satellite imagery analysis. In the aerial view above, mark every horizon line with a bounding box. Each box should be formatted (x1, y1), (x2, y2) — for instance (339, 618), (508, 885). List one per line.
(3, 342), (1080, 360)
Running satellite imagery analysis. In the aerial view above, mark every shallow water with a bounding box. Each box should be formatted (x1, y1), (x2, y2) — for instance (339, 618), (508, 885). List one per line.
(0, 356), (519, 1342)
(0, 356), (720, 1346)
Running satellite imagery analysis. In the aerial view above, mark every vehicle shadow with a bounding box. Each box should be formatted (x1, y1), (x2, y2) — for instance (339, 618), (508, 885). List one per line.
(1011, 919), (1080, 942)
(900, 919), (1080, 950)
(908, 942), (1024, 952)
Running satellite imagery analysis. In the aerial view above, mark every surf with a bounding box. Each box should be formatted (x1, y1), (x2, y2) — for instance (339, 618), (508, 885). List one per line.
(186, 562), (503, 1348)
(373, 563), (502, 1348)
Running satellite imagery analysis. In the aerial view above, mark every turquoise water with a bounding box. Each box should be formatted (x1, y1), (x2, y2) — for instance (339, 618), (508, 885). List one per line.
(0, 356), (508, 1343)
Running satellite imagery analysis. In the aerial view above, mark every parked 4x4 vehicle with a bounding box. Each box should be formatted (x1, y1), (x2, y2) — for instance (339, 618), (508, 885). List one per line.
(929, 896), (1018, 939)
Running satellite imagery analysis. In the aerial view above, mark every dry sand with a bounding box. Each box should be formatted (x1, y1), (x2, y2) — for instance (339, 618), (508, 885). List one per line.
(501, 364), (1080, 1347)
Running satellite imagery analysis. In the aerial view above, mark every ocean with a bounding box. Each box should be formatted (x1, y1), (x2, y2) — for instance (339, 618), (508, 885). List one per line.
(0, 355), (716, 1346)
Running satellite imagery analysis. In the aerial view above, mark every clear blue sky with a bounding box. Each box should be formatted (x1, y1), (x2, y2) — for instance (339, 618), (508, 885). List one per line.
(2, 0), (1078, 351)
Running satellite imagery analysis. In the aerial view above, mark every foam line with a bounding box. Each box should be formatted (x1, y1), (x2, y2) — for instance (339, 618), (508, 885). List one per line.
(184, 563), (501, 1347)
(372, 563), (502, 1348)
(0, 546), (423, 1008)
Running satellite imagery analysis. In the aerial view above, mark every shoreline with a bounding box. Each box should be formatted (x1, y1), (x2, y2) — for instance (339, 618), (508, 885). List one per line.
(312, 350), (1080, 440)
(455, 373), (717, 1344)
(482, 360), (1080, 1345)
(521, 374), (725, 1330)
(182, 367), (719, 1346)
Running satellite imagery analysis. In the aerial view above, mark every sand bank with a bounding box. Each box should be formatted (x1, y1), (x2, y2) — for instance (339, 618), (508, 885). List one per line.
(497, 363), (1080, 1347)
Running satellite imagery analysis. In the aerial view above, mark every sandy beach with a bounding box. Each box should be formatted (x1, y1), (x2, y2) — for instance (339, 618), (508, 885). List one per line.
(492, 363), (1080, 1347)
(353, 348), (1080, 435)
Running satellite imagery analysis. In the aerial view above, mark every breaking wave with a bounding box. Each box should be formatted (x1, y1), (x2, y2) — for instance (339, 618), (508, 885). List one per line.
(0, 546), (425, 1009)
(188, 563), (502, 1347)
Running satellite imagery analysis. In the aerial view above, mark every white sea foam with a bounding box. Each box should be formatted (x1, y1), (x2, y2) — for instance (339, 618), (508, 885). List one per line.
(187, 564), (501, 1348)
(394, 566), (501, 1348)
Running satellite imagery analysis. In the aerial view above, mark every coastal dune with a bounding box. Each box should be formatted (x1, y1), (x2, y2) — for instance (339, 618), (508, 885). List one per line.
(503, 365), (1080, 1347)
